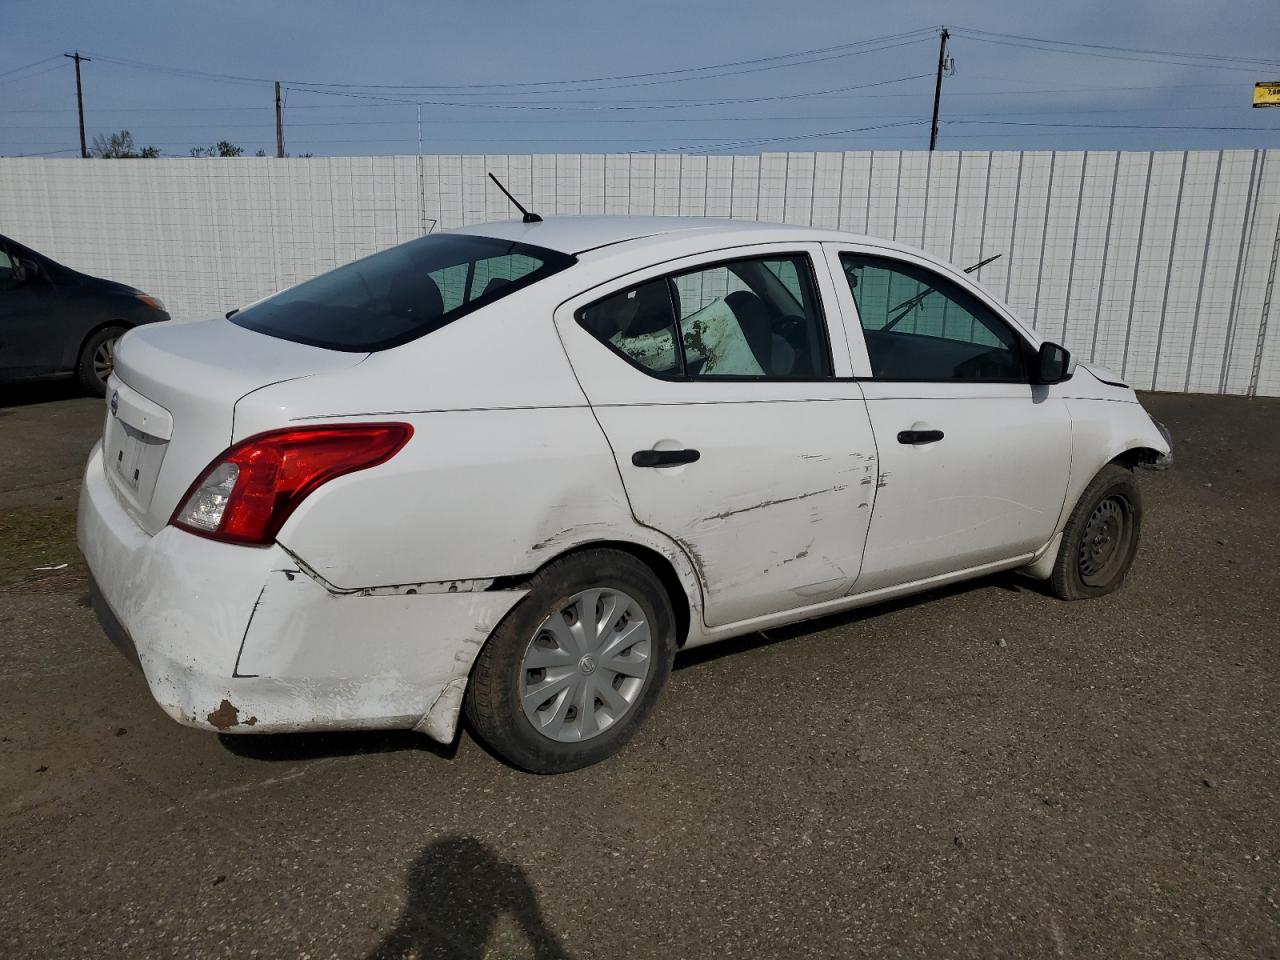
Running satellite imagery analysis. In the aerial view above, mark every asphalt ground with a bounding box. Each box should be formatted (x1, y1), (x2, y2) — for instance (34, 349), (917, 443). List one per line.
(0, 382), (1276, 959)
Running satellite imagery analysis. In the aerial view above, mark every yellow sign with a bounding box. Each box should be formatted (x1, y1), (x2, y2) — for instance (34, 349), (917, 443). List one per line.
(1254, 82), (1280, 107)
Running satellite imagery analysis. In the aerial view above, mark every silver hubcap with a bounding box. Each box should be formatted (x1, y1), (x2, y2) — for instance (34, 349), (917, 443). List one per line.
(92, 337), (117, 384)
(520, 588), (652, 743)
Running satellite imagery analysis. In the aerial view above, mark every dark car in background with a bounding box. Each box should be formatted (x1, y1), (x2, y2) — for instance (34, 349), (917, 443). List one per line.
(0, 234), (170, 396)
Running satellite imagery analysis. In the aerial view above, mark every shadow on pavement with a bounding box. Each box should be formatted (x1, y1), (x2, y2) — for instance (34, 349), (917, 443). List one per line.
(0, 380), (87, 409)
(218, 728), (456, 763)
(674, 569), (1045, 671)
(368, 836), (573, 960)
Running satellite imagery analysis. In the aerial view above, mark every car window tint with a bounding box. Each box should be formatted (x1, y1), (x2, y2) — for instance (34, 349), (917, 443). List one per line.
(673, 255), (831, 378)
(428, 263), (469, 312)
(230, 235), (575, 352)
(841, 254), (1026, 382)
(0, 250), (14, 284)
(577, 279), (680, 375)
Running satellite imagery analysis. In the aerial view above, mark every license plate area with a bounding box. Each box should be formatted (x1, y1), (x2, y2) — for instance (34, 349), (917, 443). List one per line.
(114, 424), (145, 489)
(105, 416), (168, 509)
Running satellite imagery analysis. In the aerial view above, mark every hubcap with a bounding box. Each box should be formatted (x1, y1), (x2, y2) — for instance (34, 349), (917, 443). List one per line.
(92, 337), (117, 385)
(1078, 496), (1132, 586)
(519, 588), (652, 743)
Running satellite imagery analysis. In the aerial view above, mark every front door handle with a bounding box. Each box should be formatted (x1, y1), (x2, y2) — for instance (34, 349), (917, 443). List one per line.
(897, 429), (944, 445)
(632, 448), (700, 468)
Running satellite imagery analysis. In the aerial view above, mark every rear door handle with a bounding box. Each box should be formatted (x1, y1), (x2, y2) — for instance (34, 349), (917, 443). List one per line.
(897, 429), (944, 445)
(632, 449), (701, 468)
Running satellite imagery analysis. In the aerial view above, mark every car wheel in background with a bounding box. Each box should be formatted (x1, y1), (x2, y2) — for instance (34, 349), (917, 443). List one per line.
(76, 325), (127, 397)
(465, 549), (677, 773)
(1051, 463), (1143, 600)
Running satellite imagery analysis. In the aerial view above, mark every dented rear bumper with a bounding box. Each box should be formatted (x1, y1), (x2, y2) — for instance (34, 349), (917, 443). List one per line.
(77, 442), (525, 742)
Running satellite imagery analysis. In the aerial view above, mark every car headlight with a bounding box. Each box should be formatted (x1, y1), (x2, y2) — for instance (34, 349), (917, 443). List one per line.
(135, 292), (166, 312)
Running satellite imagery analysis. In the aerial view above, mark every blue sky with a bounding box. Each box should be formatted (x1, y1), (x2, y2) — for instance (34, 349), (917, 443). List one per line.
(2, 0), (1278, 158)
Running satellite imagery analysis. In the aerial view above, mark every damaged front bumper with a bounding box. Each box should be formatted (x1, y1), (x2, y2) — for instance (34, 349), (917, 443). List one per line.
(1143, 417), (1174, 470)
(76, 442), (525, 742)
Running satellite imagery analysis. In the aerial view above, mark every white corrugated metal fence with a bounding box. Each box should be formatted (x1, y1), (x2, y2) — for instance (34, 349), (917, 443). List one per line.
(2, 149), (1278, 395)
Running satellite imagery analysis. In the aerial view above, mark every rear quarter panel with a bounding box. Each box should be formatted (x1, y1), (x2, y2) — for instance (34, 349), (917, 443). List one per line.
(235, 288), (705, 614)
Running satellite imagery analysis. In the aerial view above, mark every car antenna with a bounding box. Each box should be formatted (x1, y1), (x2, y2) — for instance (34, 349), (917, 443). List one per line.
(488, 172), (542, 223)
(963, 253), (1002, 274)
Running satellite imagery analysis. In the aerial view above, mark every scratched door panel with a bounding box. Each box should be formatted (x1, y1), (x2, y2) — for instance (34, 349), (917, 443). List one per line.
(855, 385), (1071, 592)
(593, 398), (877, 627)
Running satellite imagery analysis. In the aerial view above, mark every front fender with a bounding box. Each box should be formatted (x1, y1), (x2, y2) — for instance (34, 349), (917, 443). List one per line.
(1059, 397), (1170, 534)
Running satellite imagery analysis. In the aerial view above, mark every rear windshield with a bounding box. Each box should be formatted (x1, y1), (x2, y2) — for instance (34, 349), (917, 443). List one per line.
(230, 234), (576, 352)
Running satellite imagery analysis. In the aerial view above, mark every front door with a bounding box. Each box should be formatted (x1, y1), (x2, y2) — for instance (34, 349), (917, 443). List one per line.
(824, 245), (1072, 592)
(0, 247), (62, 377)
(556, 243), (877, 628)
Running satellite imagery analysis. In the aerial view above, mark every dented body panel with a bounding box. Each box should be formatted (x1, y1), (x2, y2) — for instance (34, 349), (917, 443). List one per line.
(79, 441), (525, 740)
(77, 216), (1172, 746)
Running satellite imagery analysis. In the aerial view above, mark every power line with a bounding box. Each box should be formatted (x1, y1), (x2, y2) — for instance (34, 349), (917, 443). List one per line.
(282, 37), (933, 96)
(0, 79), (1251, 117)
(0, 55), (62, 80)
(946, 120), (1269, 132)
(952, 27), (1280, 68)
(951, 29), (1280, 73)
(0, 60), (69, 87)
(281, 72), (934, 110)
(80, 28), (936, 95)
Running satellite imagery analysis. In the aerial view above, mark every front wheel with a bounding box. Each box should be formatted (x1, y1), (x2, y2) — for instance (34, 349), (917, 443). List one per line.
(1050, 464), (1143, 600)
(76, 325), (127, 397)
(464, 549), (677, 773)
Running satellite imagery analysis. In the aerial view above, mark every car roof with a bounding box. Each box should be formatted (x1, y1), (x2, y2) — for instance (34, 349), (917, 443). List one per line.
(446, 216), (850, 255)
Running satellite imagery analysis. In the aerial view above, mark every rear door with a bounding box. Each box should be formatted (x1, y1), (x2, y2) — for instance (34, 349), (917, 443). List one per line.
(555, 242), (878, 628)
(823, 244), (1072, 592)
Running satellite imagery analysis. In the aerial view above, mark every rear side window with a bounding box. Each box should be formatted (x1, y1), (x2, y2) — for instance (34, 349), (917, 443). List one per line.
(577, 254), (833, 380)
(231, 235), (575, 352)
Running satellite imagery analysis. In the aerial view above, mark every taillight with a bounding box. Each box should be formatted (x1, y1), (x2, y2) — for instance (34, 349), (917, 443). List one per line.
(170, 423), (413, 545)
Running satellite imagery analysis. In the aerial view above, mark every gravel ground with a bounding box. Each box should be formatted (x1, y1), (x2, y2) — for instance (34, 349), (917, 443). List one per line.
(0, 383), (1276, 959)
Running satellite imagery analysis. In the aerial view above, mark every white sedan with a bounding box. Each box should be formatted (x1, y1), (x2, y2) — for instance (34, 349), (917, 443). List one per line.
(78, 216), (1171, 772)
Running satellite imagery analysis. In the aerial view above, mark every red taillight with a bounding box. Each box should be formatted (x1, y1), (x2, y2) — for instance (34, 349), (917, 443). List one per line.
(171, 423), (413, 545)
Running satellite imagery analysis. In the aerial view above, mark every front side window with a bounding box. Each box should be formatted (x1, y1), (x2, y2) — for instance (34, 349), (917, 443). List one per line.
(577, 254), (832, 380)
(231, 234), (575, 352)
(841, 254), (1026, 382)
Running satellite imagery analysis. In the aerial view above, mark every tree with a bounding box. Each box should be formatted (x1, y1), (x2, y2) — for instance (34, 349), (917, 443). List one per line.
(189, 140), (245, 158)
(91, 130), (159, 159)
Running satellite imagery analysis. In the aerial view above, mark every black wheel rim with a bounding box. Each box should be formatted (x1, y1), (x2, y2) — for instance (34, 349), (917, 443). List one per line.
(1078, 495), (1134, 587)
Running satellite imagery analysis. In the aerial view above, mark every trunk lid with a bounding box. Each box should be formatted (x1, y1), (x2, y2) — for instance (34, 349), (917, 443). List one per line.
(104, 318), (367, 534)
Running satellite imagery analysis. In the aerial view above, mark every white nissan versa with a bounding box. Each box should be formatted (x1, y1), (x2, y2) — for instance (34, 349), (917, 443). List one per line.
(78, 216), (1171, 772)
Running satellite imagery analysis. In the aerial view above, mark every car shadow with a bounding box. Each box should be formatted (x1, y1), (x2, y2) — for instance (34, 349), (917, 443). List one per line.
(0, 379), (86, 409)
(368, 836), (574, 959)
(216, 571), (1052, 763)
(674, 569), (1048, 671)
(217, 728), (456, 763)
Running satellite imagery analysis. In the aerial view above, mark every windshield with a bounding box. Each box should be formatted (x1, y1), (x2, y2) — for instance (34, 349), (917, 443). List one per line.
(230, 234), (576, 352)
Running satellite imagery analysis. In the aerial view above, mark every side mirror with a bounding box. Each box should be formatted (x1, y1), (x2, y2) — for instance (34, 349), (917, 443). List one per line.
(8, 257), (26, 284)
(1035, 341), (1071, 384)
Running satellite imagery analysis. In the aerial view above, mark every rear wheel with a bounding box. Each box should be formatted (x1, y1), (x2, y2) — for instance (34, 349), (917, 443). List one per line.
(464, 549), (677, 773)
(76, 325), (127, 396)
(1050, 464), (1143, 600)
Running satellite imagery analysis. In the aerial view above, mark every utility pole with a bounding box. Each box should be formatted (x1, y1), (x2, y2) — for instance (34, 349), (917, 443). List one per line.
(274, 81), (285, 158)
(929, 27), (950, 151)
(63, 51), (90, 158)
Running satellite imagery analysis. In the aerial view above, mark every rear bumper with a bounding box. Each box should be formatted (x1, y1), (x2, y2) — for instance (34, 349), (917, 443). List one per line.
(77, 442), (525, 741)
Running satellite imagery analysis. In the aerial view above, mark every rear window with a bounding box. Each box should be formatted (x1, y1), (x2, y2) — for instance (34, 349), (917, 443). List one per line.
(230, 234), (575, 352)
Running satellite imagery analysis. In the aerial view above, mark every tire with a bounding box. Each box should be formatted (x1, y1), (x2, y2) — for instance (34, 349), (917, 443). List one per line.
(464, 549), (677, 773)
(1050, 463), (1143, 600)
(76, 325), (127, 397)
